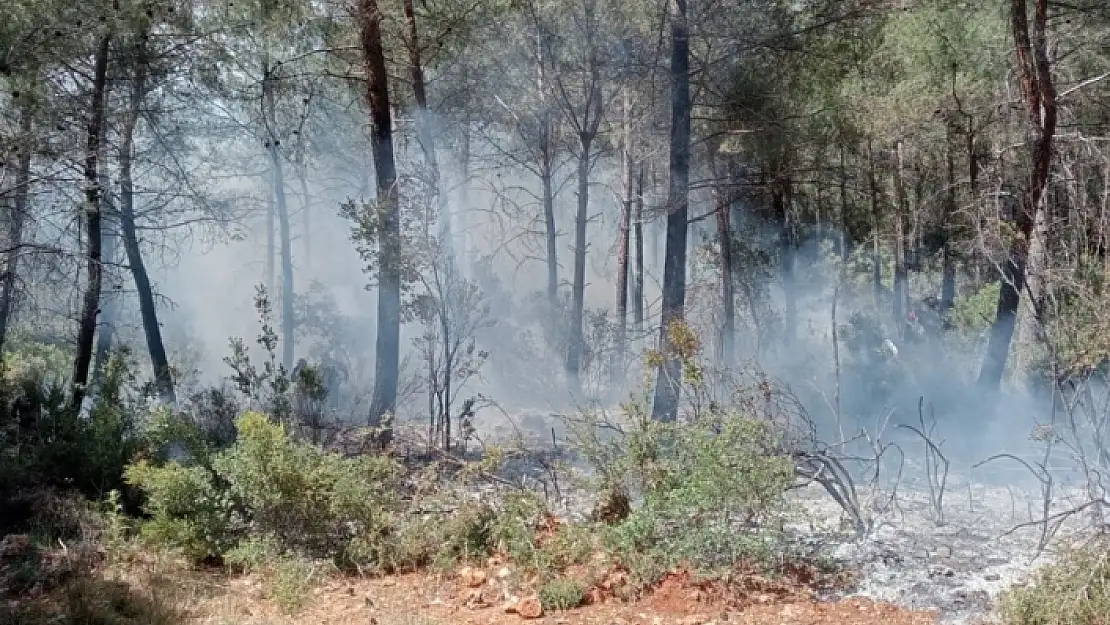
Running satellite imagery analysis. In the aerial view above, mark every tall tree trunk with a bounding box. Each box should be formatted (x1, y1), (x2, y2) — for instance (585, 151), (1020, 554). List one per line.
(0, 103), (33, 355)
(265, 172), (275, 294)
(542, 153), (558, 312)
(613, 93), (633, 383)
(633, 162), (645, 332)
(262, 63), (295, 372)
(892, 141), (908, 335)
(778, 175), (796, 344)
(651, 0), (691, 422)
(72, 32), (112, 413)
(979, 0), (1056, 389)
(566, 136), (593, 393)
(358, 0), (401, 444)
(299, 170), (311, 272)
(119, 46), (174, 403)
(838, 145), (852, 263)
(940, 124), (957, 315)
(93, 175), (118, 383)
(867, 140), (883, 316)
(707, 141), (734, 364)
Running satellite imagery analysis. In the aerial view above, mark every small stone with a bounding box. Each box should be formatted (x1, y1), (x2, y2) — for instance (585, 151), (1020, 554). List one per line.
(679, 616), (708, 625)
(498, 566), (512, 579)
(984, 573), (1001, 582)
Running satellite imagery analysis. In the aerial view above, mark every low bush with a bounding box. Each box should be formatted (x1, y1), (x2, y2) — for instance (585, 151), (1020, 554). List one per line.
(538, 576), (587, 611)
(125, 411), (402, 571)
(1000, 539), (1110, 625)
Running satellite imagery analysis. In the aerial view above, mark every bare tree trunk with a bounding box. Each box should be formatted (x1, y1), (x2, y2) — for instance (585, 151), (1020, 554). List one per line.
(633, 162), (645, 332)
(93, 176), (119, 383)
(892, 141), (908, 335)
(979, 0), (1056, 389)
(262, 63), (295, 372)
(651, 0), (690, 422)
(542, 155), (558, 312)
(707, 141), (734, 364)
(838, 145), (851, 263)
(940, 124), (957, 315)
(867, 140), (883, 316)
(614, 91), (633, 383)
(299, 170), (311, 272)
(404, 0), (451, 258)
(72, 32), (112, 413)
(566, 137), (593, 393)
(0, 104), (33, 354)
(265, 170), (275, 294)
(779, 175), (796, 344)
(358, 0), (401, 444)
(119, 47), (174, 403)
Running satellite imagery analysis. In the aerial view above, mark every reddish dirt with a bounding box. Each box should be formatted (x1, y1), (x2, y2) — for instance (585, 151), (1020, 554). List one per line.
(186, 568), (939, 625)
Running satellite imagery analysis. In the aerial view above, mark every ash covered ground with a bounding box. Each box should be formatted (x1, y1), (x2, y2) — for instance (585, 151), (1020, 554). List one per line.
(470, 408), (1105, 625)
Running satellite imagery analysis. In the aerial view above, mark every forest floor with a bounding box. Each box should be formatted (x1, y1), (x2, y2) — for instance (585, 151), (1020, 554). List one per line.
(110, 556), (942, 625)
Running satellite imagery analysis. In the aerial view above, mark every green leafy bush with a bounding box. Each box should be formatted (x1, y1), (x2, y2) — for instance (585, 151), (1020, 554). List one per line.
(126, 411), (402, 570)
(538, 577), (586, 611)
(578, 401), (794, 584)
(1000, 540), (1110, 625)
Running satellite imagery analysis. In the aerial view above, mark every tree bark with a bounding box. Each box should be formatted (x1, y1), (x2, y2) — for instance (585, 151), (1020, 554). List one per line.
(940, 123), (957, 315)
(867, 140), (883, 316)
(633, 162), (645, 332)
(565, 136), (593, 392)
(403, 0), (451, 258)
(119, 45), (174, 403)
(0, 103), (33, 355)
(72, 32), (112, 413)
(613, 91), (633, 383)
(892, 141), (908, 335)
(979, 0), (1056, 388)
(651, 0), (691, 422)
(778, 175), (796, 345)
(357, 0), (401, 444)
(262, 63), (295, 372)
(93, 173), (119, 383)
(706, 141), (734, 364)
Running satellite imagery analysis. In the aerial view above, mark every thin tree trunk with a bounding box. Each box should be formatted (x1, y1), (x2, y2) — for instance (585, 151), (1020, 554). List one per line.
(940, 125), (957, 315)
(651, 0), (690, 422)
(779, 175), (796, 344)
(119, 46), (174, 403)
(404, 0), (451, 259)
(265, 171), (275, 294)
(979, 0), (1056, 389)
(892, 141), (908, 335)
(0, 104), (33, 354)
(566, 137), (593, 393)
(262, 63), (295, 372)
(358, 0), (401, 444)
(93, 178), (119, 383)
(299, 171), (311, 272)
(614, 91), (633, 383)
(707, 141), (734, 364)
(72, 32), (112, 413)
(838, 145), (851, 263)
(633, 162), (645, 332)
(542, 156), (558, 312)
(867, 140), (883, 316)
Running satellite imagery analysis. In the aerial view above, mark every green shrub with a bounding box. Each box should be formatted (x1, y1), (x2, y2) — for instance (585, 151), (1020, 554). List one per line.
(1000, 540), (1110, 625)
(124, 460), (237, 561)
(538, 577), (586, 611)
(593, 406), (794, 584)
(126, 411), (402, 571)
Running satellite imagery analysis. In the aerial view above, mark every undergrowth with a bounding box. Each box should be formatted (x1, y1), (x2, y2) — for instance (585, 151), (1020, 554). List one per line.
(1000, 538), (1110, 625)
